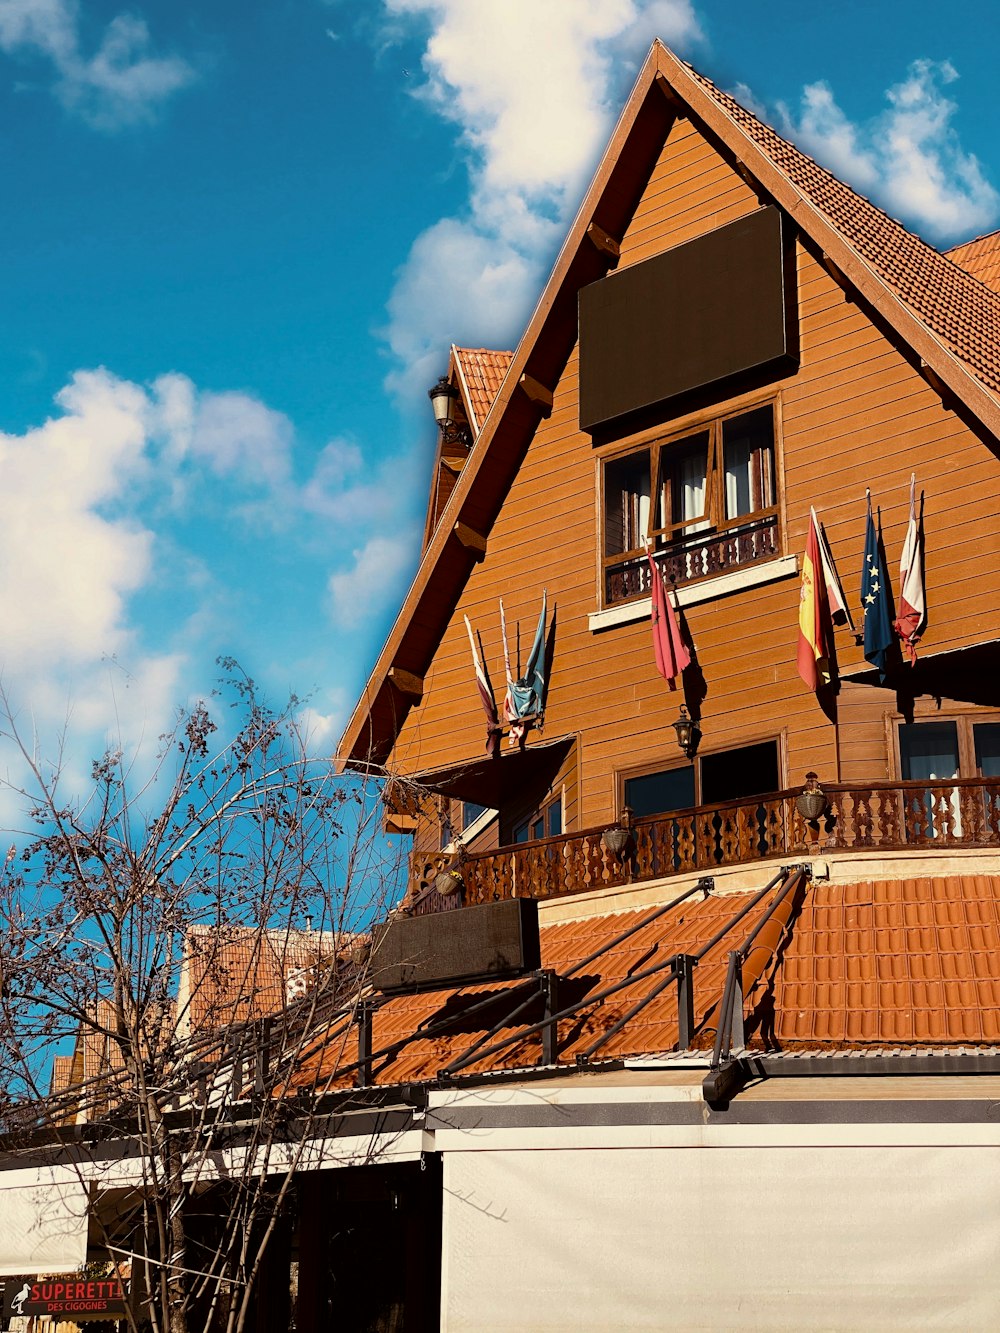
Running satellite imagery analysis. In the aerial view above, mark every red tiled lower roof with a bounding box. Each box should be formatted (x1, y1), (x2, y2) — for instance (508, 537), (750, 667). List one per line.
(294, 875), (1000, 1091)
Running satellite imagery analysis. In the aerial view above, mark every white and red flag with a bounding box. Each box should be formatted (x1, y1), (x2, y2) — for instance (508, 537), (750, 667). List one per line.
(811, 506), (853, 630)
(893, 473), (926, 665)
(463, 614), (500, 755)
(647, 546), (690, 687)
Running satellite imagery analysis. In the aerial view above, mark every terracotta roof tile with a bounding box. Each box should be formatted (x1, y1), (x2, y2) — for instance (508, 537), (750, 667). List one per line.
(181, 927), (345, 1034)
(452, 347), (513, 435)
(297, 875), (1000, 1088)
(947, 229), (1000, 295)
(50, 1054), (73, 1096)
(681, 63), (1000, 396)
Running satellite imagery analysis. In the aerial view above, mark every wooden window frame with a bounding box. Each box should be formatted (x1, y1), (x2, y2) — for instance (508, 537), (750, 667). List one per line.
(599, 397), (781, 607)
(511, 790), (563, 844)
(616, 732), (786, 814)
(890, 710), (1000, 780)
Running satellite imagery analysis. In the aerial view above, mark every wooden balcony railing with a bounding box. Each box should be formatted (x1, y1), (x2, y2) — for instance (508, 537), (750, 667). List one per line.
(605, 512), (779, 604)
(409, 778), (1000, 908)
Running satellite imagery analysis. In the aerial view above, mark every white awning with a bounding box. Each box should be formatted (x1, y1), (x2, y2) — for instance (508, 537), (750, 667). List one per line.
(0, 1178), (89, 1276)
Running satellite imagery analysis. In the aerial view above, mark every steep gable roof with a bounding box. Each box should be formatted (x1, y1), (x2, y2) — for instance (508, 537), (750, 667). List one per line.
(947, 228), (1000, 296)
(453, 346), (513, 435)
(680, 61), (1000, 397)
(338, 41), (1000, 772)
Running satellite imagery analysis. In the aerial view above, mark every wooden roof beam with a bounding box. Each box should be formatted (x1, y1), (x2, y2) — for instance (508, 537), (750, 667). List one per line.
(453, 521), (487, 560)
(388, 667), (424, 701)
(519, 373), (554, 415)
(586, 221), (621, 260)
(919, 359), (956, 409)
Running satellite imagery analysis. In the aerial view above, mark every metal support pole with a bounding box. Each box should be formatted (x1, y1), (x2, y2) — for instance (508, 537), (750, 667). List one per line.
(673, 954), (696, 1049)
(728, 958), (745, 1052)
(539, 969), (559, 1066)
(356, 999), (374, 1089)
(255, 1017), (272, 1095)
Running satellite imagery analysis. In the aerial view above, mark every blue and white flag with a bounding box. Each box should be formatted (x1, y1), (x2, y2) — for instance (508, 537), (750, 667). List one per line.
(861, 492), (894, 681)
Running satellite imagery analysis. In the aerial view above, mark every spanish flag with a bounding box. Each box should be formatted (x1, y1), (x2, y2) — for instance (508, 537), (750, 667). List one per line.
(797, 510), (833, 691)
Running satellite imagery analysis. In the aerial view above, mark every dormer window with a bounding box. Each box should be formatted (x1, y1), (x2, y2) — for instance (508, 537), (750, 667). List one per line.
(601, 403), (779, 604)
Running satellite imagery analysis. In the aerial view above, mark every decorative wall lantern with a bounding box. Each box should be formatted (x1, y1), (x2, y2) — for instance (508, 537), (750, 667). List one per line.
(428, 376), (459, 428)
(796, 772), (828, 822)
(428, 376), (469, 446)
(671, 705), (700, 759)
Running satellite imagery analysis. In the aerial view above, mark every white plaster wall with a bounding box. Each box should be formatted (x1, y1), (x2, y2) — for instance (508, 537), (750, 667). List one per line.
(441, 1144), (1000, 1331)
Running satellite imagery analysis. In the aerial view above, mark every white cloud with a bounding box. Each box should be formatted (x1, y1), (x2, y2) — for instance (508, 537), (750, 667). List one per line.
(328, 532), (420, 631)
(0, 0), (194, 129)
(379, 0), (702, 402)
(296, 699), (348, 756)
(782, 59), (999, 243)
(151, 374), (294, 492)
(0, 369), (151, 669)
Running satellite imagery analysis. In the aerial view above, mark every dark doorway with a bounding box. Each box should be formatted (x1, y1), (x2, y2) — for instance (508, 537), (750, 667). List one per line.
(294, 1157), (442, 1332)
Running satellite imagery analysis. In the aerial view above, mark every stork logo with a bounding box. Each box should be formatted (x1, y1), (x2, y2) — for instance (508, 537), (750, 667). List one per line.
(10, 1282), (29, 1313)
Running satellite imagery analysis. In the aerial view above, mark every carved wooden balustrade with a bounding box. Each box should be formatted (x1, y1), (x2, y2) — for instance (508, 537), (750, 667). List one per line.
(408, 778), (1000, 908)
(605, 512), (779, 604)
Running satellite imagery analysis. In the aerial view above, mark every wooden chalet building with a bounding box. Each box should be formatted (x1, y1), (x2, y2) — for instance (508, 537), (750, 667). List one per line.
(329, 39), (1000, 1332)
(9, 40), (1000, 1333)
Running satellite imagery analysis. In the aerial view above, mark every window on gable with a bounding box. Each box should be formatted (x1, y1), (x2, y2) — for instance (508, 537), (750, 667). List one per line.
(602, 403), (778, 605)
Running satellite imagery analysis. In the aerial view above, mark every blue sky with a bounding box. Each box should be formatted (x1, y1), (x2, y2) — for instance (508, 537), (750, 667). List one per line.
(2, 0), (999, 776)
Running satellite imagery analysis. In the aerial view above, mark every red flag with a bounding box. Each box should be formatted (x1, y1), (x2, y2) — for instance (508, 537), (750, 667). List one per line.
(894, 474), (925, 665)
(797, 511), (834, 690)
(647, 550), (690, 688)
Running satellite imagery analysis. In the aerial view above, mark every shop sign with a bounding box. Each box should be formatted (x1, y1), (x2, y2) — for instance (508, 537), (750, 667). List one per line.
(3, 1274), (127, 1320)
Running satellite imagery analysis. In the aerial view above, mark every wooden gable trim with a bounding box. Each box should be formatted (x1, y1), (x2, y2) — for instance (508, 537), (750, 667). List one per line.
(337, 46), (674, 772)
(339, 39), (1000, 774)
(451, 342), (481, 436)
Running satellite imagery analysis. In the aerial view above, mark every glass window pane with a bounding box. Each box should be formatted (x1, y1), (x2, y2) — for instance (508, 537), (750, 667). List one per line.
(624, 766), (695, 817)
(604, 450), (650, 556)
(974, 723), (1000, 777)
(722, 406), (774, 520)
(700, 741), (780, 804)
(463, 801), (488, 829)
(532, 816), (544, 840)
(548, 801), (562, 837)
(512, 819), (531, 843)
(899, 723), (960, 780)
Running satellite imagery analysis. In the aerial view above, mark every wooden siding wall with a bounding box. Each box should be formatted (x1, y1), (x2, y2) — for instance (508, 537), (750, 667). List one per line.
(389, 116), (1000, 835)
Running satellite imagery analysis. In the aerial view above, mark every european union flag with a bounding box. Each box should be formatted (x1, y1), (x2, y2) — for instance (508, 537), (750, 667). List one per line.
(861, 493), (894, 681)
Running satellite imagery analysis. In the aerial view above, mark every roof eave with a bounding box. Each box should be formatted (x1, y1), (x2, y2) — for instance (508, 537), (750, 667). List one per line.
(336, 42), (673, 772)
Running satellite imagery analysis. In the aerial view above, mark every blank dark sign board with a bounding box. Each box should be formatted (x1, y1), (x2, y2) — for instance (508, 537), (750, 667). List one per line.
(578, 206), (795, 431)
(371, 898), (541, 994)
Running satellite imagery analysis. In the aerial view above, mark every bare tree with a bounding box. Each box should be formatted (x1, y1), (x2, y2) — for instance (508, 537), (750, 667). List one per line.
(0, 662), (407, 1333)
